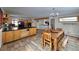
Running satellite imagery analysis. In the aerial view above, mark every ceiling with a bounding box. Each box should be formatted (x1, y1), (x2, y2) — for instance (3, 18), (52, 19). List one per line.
(2, 7), (79, 18)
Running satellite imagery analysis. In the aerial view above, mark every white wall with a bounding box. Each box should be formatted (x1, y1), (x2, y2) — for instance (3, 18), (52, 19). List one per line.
(32, 19), (49, 29)
(55, 17), (79, 37)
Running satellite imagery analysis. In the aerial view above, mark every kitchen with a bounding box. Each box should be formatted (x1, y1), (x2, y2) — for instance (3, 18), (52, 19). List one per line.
(0, 7), (79, 51)
(0, 8), (37, 50)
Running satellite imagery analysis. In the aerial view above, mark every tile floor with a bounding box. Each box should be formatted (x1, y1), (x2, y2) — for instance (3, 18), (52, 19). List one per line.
(0, 30), (79, 51)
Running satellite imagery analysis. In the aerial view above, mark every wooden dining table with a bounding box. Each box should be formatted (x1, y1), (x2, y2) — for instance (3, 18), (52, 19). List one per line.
(51, 30), (64, 51)
(42, 29), (64, 51)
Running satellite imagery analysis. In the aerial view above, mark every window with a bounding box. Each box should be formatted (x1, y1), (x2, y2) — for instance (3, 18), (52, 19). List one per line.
(12, 18), (18, 27)
(59, 17), (78, 22)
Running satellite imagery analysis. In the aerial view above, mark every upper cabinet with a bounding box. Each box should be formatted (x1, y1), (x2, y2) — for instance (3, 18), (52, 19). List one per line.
(3, 12), (11, 24)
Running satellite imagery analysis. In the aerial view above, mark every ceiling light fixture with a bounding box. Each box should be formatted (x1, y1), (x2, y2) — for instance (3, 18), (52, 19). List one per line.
(50, 8), (59, 17)
(48, 8), (59, 29)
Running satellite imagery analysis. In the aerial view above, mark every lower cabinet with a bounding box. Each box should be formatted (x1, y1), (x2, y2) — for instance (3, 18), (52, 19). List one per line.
(13, 30), (21, 40)
(26, 31), (29, 36)
(29, 28), (37, 35)
(2, 28), (37, 43)
(20, 29), (27, 38)
(29, 28), (33, 35)
(2, 31), (14, 43)
(6, 31), (14, 42)
(33, 28), (37, 34)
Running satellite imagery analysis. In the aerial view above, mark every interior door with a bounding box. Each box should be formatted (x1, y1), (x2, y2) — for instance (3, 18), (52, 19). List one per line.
(0, 8), (3, 48)
(0, 8), (3, 26)
(51, 19), (55, 29)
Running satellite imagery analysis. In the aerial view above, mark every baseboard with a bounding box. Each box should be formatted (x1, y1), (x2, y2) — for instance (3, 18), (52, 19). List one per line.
(65, 34), (79, 38)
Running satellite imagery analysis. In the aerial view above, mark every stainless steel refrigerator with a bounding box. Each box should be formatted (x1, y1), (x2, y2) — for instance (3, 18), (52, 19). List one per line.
(0, 8), (3, 48)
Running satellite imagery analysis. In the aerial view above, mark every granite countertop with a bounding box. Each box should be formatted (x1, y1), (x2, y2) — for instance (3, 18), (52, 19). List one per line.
(2, 27), (36, 32)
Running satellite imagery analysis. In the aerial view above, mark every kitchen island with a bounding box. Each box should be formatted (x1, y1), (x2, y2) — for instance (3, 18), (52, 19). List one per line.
(2, 27), (37, 44)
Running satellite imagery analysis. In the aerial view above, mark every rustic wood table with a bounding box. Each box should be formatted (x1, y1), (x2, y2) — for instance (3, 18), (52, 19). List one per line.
(51, 31), (64, 51)
(41, 30), (64, 51)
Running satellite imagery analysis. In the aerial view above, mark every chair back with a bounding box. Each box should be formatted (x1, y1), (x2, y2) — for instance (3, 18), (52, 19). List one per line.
(43, 32), (51, 41)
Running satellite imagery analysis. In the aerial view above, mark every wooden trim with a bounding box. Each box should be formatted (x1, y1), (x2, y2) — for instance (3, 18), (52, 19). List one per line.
(66, 34), (79, 39)
(34, 17), (49, 20)
(77, 16), (79, 21)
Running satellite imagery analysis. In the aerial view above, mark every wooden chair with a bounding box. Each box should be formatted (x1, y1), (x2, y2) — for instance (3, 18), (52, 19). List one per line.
(56, 28), (64, 41)
(42, 32), (53, 50)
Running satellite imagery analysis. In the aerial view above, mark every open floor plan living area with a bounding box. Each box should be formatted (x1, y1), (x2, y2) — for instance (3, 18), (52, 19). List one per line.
(0, 7), (79, 51)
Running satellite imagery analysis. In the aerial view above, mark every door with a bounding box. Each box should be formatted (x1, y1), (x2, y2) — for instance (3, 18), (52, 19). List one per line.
(0, 8), (3, 26)
(0, 8), (3, 48)
(51, 19), (55, 29)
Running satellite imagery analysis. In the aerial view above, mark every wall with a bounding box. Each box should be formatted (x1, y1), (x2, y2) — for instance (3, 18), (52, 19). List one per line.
(32, 19), (49, 29)
(55, 17), (79, 37)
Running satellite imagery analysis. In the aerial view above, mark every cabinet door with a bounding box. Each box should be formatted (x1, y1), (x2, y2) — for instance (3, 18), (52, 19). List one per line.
(2, 32), (6, 43)
(29, 28), (33, 35)
(13, 30), (21, 40)
(5, 31), (13, 43)
(29, 28), (32, 35)
(20, 29), (27, 38)
(33, 28), (37, 34)
(31, 28), (34, 35)
(26, 31), (29, 36)
(29, 28), (37, 35)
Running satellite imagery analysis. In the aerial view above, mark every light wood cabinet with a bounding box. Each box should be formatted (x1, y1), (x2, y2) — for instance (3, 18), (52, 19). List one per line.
(20, 29), (27, 38)
(2, 28), (37, 43)
(13, 30), (21, 40)
(29, 28), (33, 35)
(2, 31), (14, 43)
(29, 28), (37, 35)
(2, 30), (21, 43)
(32, 28), (37, 35)
(5, 31), (13, 43)
(25, 29), (30, 37)
(33, 28), (37, 34)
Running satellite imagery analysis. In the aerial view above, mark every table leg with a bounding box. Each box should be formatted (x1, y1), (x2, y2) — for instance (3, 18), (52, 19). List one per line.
(41, 35), (44, 48)
(54, 39), (57, 51)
